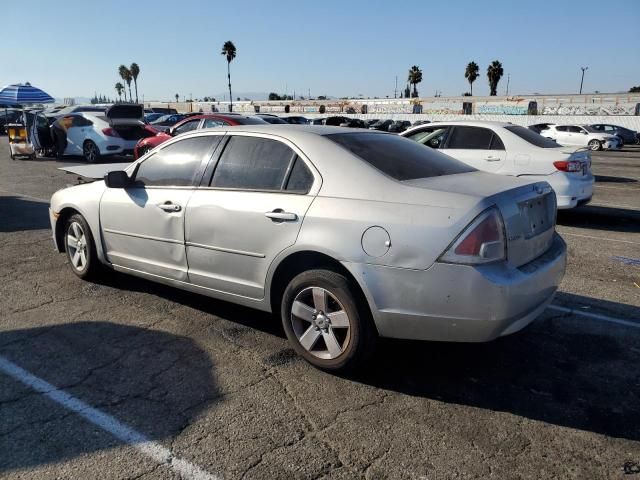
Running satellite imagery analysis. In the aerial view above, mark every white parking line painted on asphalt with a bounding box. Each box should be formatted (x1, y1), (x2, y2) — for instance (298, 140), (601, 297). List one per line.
(557, 230), (640, 246)
(0, 355), (219, 480)
(549, 305), (640, 328)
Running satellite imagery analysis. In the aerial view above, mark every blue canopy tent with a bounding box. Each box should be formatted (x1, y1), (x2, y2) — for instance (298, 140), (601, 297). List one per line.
(0, 83), (55, 158)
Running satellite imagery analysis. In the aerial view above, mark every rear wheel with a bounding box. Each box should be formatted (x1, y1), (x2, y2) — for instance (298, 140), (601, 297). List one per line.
(588, 139), (602, 151)
(64, 214), (100, 280)
(83, 140), (100, 163)
(281, 269), (376, 372)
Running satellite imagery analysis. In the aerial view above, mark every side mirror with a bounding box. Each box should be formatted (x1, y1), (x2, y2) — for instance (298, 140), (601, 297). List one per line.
(104, 170), (130, 188)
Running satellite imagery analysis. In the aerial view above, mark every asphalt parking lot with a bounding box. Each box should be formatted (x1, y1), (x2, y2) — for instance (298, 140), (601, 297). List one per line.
(0, 142), (639, 479)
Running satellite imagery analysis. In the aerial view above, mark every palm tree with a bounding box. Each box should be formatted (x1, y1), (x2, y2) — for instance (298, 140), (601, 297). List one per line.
(464, 61), (479, 96)
(114, 82), (124, 103)
(487, 60), (504, 96)
(118, 65), (130, 102)
(130, 63), (140, 103)
(175, 93), (179, 103)
(407, 66), (423, 98)
(221, 41), (237, 112)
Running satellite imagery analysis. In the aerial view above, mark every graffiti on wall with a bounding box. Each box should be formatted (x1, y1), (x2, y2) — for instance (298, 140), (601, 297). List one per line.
(542, 103), (637, 115)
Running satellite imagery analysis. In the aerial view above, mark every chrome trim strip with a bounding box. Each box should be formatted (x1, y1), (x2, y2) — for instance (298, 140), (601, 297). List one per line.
(186, 242), (265, 258)
(103, 228), (183, 245)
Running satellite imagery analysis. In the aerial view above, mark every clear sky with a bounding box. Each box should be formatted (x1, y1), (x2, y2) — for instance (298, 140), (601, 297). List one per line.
(2, 0), (638, 101)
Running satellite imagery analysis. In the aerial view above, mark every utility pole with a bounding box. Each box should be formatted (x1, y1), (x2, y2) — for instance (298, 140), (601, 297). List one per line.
(579, 66), (589, 94)
(394, 76), (398, 98)
(505, 74), (510, 96)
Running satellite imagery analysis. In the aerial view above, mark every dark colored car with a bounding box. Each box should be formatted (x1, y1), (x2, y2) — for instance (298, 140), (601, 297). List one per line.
(363, 119), (380, 128)
(387, 120), (412, 133)
(148, 107), (178, 115)
(369, 119), (393, 131)
(590, 124), (639, 145)
(309, 118), (326, 125)
(528, 123), (555, 134)
(134, 114), (268, 158)
(284, 116), (309, 125)
(339, 118), (366, 128)
(324, 116), (351, 126)
(256, 114), (288, 124)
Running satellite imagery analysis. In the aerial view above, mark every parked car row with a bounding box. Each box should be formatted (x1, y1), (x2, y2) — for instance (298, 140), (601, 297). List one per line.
(529, 122), (638, 150)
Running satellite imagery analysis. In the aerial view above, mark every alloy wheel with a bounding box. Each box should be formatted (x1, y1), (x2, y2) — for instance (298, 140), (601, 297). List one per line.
(290, 287), (352, 360)
(67, 221), (88, 271)
(84, 142), (98, 162)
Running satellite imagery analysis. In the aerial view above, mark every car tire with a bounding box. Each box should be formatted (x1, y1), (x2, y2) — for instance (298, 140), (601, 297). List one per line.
(281, 269), (377, 372)
(83, 140), (100, 163)
(64, 213), (100, 280)
(588, 139), (602, 151)
(635, 137), (640, 145)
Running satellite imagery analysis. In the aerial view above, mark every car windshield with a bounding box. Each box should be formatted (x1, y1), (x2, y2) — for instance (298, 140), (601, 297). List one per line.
(504, 125), (560, 148)
(327, 132), (475, 181)
(235, 116), (268, 124)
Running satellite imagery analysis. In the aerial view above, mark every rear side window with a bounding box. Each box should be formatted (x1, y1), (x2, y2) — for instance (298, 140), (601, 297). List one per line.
(285, 158), (314, 193)
(504, 125), (560, 148)
(134, 136), (218, 187)
(555, 126), (568, 132)
(235, 116), (269, 125)
(211, 136), (296, 190)
(446, 126), (494, 149)
(327, 132), (475, 181)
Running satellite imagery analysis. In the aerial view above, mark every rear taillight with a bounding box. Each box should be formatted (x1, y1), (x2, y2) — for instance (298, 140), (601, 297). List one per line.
(553, 160), (581, 172)
(440, 207), (506, 265)
(102, 127), (120, 137)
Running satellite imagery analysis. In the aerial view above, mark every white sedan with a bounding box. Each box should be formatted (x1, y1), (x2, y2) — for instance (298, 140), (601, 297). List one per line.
(402, 121), (594, 209)
(541, 125), (621, 151)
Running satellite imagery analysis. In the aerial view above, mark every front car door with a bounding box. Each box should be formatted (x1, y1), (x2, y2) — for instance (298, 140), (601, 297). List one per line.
(99, 135), (220, 281)
(185, 133), (319, 299)
(441, 125), (507, 172)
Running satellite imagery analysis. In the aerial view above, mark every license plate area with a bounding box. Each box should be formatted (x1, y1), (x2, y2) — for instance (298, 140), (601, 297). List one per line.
(519, 193), (553, 239)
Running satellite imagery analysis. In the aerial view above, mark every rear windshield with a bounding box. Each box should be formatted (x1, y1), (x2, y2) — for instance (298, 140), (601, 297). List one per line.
(504, 125), (560, 148)
(326, 132), (475, 181)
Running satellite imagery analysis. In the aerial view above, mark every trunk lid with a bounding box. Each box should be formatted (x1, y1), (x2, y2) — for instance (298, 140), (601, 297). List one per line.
(405, 172), (557, 267)
(105, 104), (144, 126)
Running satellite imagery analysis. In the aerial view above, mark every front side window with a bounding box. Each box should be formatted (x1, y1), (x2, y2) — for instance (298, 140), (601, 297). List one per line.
(211, 136), (296, 190)
(327, 132), (475, 181)
(446, 126), (495, 150)
(134, 136), (218, 187)
(173, 119), (200, 135)
(71, 116), (93, 127)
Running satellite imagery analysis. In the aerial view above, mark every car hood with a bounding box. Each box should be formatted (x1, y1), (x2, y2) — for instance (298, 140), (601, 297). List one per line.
(59, 163), (133, 180)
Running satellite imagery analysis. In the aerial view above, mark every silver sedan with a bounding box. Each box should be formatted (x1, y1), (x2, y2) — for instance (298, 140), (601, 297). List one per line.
(49, 125), (566, 371)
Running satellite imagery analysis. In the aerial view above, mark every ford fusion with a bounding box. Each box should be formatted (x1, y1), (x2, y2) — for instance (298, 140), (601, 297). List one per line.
(49, 126), (566, 371)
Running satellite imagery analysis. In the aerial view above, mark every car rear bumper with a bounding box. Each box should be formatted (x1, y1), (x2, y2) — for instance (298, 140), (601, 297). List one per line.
(344, 234), (566, 342)
(525, 171), (594, 209)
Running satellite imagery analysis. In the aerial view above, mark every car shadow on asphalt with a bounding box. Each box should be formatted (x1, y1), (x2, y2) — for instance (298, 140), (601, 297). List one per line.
(0, 195), (50, 232)
(557, 205), (640, 233)
(594, 175), (637, 183)
(351, 291), (640, 442)
(0, 321), (218, 473)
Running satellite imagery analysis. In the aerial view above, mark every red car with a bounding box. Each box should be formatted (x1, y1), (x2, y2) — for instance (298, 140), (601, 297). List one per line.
(133, 114), (268, 159)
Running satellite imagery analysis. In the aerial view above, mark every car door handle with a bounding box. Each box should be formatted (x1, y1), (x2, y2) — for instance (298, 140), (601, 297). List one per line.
(485, 156), (501, 161)
(265, 209), (297, 222)
(158, 202), (181, 212)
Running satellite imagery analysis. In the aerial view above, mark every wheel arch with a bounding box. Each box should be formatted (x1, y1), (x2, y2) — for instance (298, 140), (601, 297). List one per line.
(268, 250), (377, 334)
(54, 206), (81, 252)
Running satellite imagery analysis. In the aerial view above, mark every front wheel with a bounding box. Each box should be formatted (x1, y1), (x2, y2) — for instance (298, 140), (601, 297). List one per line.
(64, 214), (100, 280)
(281, 269), (376, 372)
(588, 139), (602, 151)
(83, 140), (100, 163)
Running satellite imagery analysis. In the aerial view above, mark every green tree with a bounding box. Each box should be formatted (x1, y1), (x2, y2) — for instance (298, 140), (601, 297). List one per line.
(268, 92), (281, 100)
(175, 93), (179, 102)
(464, 61), (479, 96)
(487, 60), (504, 96)
(221, 41), (237, 112)
(629, 86), (640, 93)
(118, 65), (130, 102)
(114, 82), (124, 102)
(130, 63), (140, 103)
(407, 66), (423, 98)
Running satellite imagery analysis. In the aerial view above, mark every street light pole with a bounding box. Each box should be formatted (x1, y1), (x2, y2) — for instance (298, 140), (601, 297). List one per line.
(579, 66), (589, 94)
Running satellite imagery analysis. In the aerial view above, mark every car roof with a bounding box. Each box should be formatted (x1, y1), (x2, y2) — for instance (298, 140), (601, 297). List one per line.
(196, 124), (382, 137)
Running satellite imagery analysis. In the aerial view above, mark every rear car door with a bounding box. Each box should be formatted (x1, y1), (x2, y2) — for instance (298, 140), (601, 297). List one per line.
(65, 115), (93, 154)
(185, 133), (318, 299)
(100, 135), (219, 281)
(442, 126), (507, 172)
